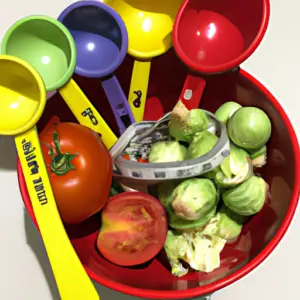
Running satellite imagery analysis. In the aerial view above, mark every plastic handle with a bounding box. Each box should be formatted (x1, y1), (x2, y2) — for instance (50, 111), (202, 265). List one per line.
(179, 74), (207, 109)
(59, 78), (117, 149)
(128, 60), (151, 122)
(101, 75), (135, 134)
(15, 127), (99, 300)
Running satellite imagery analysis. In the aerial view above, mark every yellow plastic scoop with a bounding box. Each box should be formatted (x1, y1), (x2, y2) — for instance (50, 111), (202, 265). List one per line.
(1, 16), (117, 149)
(0, 55), (99, 300)
(105, 0), (183, 121)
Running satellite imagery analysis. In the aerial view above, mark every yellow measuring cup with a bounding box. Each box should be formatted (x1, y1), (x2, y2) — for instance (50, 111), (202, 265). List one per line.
(104, 0), (183, 121)
(0, 55), (99, 300)
(1, 16), (117, 149)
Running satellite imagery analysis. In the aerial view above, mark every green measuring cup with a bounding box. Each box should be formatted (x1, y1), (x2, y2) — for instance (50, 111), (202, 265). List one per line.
(1, 16), (117, 149)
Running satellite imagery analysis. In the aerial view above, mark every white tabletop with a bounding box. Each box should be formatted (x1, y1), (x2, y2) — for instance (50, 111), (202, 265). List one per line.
(0, 1), (299, 299)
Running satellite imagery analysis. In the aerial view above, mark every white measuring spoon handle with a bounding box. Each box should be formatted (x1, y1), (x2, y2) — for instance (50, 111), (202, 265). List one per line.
(15, 127), (99, 300)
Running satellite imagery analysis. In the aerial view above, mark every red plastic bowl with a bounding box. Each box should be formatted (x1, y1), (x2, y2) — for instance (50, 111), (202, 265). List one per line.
(18, 50), (300, 299)
(173, 0), (270, 74)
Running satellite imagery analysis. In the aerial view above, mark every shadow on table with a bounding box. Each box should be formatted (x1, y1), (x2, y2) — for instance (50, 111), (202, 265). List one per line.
(23, 210), (141, 300)
(0, 136), (17, 170)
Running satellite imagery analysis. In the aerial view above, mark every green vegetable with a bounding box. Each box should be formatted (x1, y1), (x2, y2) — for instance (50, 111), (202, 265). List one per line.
(215, 101), (242, 124)
(222, 176), (267, 216)
(213, 143), (252, 187)
(157, 180), (182, 209)
(171, 178), (217, 221)
(168, 101), (209, 143)
(203, 205), (247, 242)
(109, 178), (125, 197)
(164, 231), (190, 277)
(164, 230), (226, 276)
(227, 107), (272, 150)
(186, 232), (226, 273)
(169, 205), (217, 232)
(148, 141), (187, 163)
(248, 145), (267, 168)
(186, 131), (218, 160)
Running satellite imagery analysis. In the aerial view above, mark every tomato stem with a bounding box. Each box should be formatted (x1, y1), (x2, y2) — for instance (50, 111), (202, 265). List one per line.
(43, 129), (78, 176)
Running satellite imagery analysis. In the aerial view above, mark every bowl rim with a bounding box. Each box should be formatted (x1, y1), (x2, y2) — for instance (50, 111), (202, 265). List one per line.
(17, 68), (300, 299)
(172, 0), (271, 74)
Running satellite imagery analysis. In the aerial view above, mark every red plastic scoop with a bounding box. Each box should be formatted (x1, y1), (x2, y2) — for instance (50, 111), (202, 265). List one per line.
(144, 97), (165, 121)
(173, 0), (270, 109)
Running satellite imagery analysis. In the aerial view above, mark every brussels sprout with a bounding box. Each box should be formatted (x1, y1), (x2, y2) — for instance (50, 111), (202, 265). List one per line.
(227, 107), (272, 150)
(171, 178), (217, 221)
(148, 141), (187, 163)
(186, 131), (219, 160)
(164, 230), (226, 276)
(185, 232), (226, 273)
(169, 205), (217, 232)
(203, 205), (247, 242)
(222, 176), (267, 216)
(203, 169), (218, 179)
(169, 101), (209, 143)
(213, 143), (253, 187)
(164, 230), (190, 277)
(215, 101), (242, 124)
(248, 145), (267, 168)
(157, 180), (182, 209)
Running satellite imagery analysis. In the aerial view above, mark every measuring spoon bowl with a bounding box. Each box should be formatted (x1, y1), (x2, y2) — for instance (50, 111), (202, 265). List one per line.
(58, 1), (135, 134)
(173, 0), (270, 109)
(2, 15), (117, 149)
(105, 0), (183, 121)
(0, 55), (99, 300)
(1, 16), (75, 92)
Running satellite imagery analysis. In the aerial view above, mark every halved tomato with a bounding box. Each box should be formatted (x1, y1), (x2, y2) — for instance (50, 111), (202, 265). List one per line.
(97, 192), (168, 266)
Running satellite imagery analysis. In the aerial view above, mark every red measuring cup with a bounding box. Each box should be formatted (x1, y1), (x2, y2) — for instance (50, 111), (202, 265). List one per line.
(173, 0), (270, 109)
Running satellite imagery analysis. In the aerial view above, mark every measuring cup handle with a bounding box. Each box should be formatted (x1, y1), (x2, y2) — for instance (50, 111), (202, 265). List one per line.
(128, 60), (151, 122)
(59, 78), (117, 150)
(101, 75), (136, 134)
(179, 74), (206, 109)
(15, 128), (99, 300)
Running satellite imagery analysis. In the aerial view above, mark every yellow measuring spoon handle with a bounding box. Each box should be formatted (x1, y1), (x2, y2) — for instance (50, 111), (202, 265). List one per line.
(59, 79), (117, 149)
(15, 128), (99, 300)
(128, 60), (151, 122)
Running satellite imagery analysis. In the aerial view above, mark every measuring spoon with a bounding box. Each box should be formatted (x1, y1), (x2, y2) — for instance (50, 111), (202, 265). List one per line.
(104, 0), (183, 122)
(173, 0), (270, 109)
(1, 15), (117, 149)
(58, 1), (135, 135)
(0, 55), (99, 299)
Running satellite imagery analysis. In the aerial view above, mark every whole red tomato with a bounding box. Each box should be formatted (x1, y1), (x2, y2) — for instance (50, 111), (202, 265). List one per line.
(39, 117), (112, 224)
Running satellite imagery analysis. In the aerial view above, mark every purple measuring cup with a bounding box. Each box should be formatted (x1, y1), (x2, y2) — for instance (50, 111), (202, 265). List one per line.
(58, 1), (135, 134)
